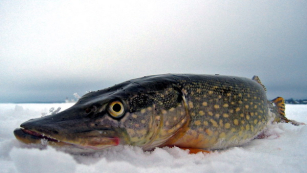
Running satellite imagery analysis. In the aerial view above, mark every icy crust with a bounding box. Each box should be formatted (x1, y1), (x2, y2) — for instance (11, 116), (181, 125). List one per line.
(0, 104), (306, 173)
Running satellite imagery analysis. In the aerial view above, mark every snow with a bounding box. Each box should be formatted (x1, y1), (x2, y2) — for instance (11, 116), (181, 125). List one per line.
(0, 103), (306, 173)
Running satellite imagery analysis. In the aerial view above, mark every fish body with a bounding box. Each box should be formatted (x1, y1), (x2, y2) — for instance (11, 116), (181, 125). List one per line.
(14, 74), (299, 152)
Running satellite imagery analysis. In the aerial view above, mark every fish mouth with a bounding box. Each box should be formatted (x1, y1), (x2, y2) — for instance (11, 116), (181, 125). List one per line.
(14, 128), (120, 150)
(14, 128), (63, 143)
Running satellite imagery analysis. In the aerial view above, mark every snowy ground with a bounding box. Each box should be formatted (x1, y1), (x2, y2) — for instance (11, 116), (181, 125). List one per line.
(0, 103), (306, 173)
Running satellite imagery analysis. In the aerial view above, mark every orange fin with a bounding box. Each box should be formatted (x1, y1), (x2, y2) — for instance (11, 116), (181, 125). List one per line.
(272, 97), (305, 126)
(179, 147), (211, 154)
(272, 97), (286, 117)
(252, 76), (267, 91)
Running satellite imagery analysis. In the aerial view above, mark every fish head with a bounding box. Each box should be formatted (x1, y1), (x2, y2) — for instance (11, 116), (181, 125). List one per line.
(14, 100), (124, 152)
(14, 76), (188, 152)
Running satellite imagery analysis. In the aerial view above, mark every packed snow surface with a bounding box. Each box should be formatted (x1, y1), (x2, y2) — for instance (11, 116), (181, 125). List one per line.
(0, 103), (306, 173)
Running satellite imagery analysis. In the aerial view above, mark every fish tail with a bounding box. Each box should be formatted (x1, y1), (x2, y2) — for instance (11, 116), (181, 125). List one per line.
(272, 97), (305, 126)
(272, 97), (286, 118)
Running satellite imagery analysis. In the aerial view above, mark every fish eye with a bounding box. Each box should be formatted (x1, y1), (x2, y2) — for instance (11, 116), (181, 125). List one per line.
(108, 101), (125, 118)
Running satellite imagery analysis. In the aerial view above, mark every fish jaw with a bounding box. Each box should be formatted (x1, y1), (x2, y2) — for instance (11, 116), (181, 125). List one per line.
(14, 128), (70, 146)
(14, 127), (120, 150)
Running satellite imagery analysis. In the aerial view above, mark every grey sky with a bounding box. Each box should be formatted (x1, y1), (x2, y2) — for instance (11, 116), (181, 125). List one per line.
(1, 0), (307, 103)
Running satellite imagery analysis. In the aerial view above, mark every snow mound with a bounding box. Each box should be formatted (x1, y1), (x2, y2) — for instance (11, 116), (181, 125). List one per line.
(10, 148), (76, 173)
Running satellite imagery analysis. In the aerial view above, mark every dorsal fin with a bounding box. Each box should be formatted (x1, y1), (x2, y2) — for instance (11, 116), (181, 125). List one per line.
(252, 76), (267, 91)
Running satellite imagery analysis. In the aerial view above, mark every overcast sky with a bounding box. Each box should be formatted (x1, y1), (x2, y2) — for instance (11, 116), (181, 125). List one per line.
(1, 0), (306, 103)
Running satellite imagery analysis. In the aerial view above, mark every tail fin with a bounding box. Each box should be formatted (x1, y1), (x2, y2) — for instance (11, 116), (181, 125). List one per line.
(272, 97), (286, 117)
(272, 97), (304, 126)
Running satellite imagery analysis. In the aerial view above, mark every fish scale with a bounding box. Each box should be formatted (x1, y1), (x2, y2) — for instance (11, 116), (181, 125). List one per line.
(157, 75), (268, 149)
(13, 74), (302, 153)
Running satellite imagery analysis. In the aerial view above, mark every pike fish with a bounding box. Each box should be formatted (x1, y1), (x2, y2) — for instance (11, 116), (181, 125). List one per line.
(14, 74), (302, 153)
